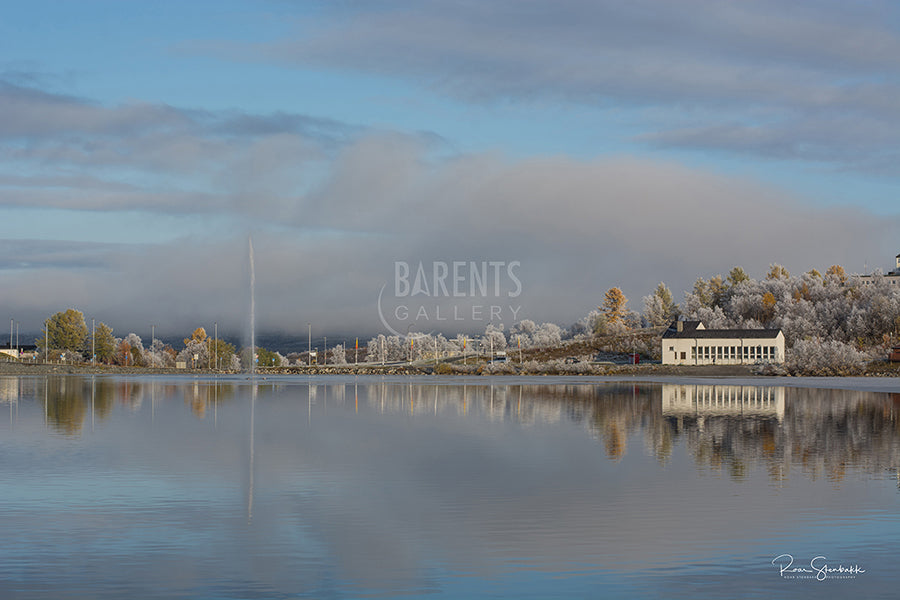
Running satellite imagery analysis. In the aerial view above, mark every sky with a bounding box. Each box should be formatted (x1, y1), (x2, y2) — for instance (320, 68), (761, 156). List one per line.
(2, 0), (900, 341)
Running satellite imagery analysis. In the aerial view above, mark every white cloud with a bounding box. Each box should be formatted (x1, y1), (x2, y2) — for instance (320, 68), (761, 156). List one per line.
(234, 0), (900, 173)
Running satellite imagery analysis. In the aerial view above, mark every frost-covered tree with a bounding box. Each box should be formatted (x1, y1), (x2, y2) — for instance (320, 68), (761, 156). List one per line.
(122, 333), (145, 366)
(786, 339), (865, 375)
(510, 320), (563, 347)
(366, 334), (408, 363)
(766, 264), (790, 280)
(643, 282), (679, 326)
(569, 309), (602, 339)
(331, 344), (347, 365)
(682, 267), (900, 350)
(727, 266), (750, 288)
(481, 323), (508, 354)
(145, 338), (175, 368)
(825, 264), (847, 284)
(178, 337), (210, 368)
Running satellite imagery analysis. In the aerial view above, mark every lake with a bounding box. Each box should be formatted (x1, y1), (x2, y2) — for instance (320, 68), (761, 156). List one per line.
(1, 375), (899, 599)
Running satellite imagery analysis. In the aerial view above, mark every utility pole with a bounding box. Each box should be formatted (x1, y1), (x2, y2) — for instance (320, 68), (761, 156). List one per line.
(308, 323), (311, 367)
(214, 322), (218, 371)
(324, 336), (327, 365)
(92, 319), (96, 365)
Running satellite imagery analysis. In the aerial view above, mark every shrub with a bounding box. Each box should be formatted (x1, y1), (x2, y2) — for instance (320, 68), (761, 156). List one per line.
(785, 339), (865, 376)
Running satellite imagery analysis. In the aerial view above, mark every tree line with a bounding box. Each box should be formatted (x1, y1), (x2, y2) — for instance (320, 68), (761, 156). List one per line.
(30, 262), (900, 372)
(35, 310), (240, 369)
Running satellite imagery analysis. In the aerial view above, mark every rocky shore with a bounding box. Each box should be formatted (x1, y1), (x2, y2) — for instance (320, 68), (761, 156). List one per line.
(0, 361), (758, 377)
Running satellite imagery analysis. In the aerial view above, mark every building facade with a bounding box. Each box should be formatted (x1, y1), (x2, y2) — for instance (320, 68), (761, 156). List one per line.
(661, 321), (785, 366)
(858, 253), (900, 287)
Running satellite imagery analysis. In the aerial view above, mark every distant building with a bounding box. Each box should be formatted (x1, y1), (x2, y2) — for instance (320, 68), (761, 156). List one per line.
(0, 343), (37, 360)
(661, 321), (785, 365)
(858, 253), (900, 286)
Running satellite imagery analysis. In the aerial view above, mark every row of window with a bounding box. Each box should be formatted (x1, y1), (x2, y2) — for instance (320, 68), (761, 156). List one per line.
(687, 344), (778, 361)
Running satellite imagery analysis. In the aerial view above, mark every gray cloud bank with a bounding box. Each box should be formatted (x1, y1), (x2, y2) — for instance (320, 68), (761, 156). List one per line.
(0, 78), (896, 338)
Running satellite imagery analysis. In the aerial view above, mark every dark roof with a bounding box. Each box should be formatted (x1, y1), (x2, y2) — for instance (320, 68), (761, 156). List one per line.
(662, 321), (782, 339)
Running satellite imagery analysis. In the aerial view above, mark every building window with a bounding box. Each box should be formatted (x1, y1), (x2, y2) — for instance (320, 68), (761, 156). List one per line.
(681, 352), (686, 360)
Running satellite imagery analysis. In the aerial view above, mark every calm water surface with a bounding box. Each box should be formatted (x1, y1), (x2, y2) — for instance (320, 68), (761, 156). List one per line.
(1, 375), (899, 599)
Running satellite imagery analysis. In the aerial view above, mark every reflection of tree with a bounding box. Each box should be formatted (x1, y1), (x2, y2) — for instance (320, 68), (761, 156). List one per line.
(663, 387), (900, 484)
(40, 377), (243, 434)
(34, 377), (900, 485)
(182, 381), (238, 419)
(344, 381), (900, 482)
(44, 376), (119, 435)
(45, 377), (87, 435)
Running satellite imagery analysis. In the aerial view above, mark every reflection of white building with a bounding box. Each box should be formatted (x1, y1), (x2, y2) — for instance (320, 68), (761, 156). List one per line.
(661, 384), (785, 420)
(661, 321), (785, 365)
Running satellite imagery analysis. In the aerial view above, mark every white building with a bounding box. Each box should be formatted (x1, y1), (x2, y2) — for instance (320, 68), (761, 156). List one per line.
(661, 321), (785, 366)
(858, 253), (900, 287)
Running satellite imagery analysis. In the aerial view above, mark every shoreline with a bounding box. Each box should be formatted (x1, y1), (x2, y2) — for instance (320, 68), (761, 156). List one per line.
(1, 361), (897, 378)
(0, 361), (756, 377)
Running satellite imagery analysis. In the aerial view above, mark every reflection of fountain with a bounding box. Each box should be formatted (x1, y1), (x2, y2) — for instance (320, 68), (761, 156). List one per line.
(248, 383), (256, 522)
(661, 384), (785, 420)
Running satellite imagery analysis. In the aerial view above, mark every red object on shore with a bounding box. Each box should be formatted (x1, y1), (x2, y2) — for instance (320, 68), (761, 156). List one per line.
(631, 353), (640, 364)
(889, 347), (900, 362)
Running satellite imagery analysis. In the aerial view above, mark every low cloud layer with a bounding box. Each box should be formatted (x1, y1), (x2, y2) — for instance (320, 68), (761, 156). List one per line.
(1, 109), (896, 338)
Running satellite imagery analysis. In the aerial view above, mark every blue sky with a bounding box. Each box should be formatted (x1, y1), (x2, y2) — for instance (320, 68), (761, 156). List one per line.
(2, 0), (900, 338)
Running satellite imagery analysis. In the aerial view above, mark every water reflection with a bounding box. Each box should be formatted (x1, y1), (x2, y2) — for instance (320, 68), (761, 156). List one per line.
(4, 376), (898, 487)
(2, 375), (900, 599)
